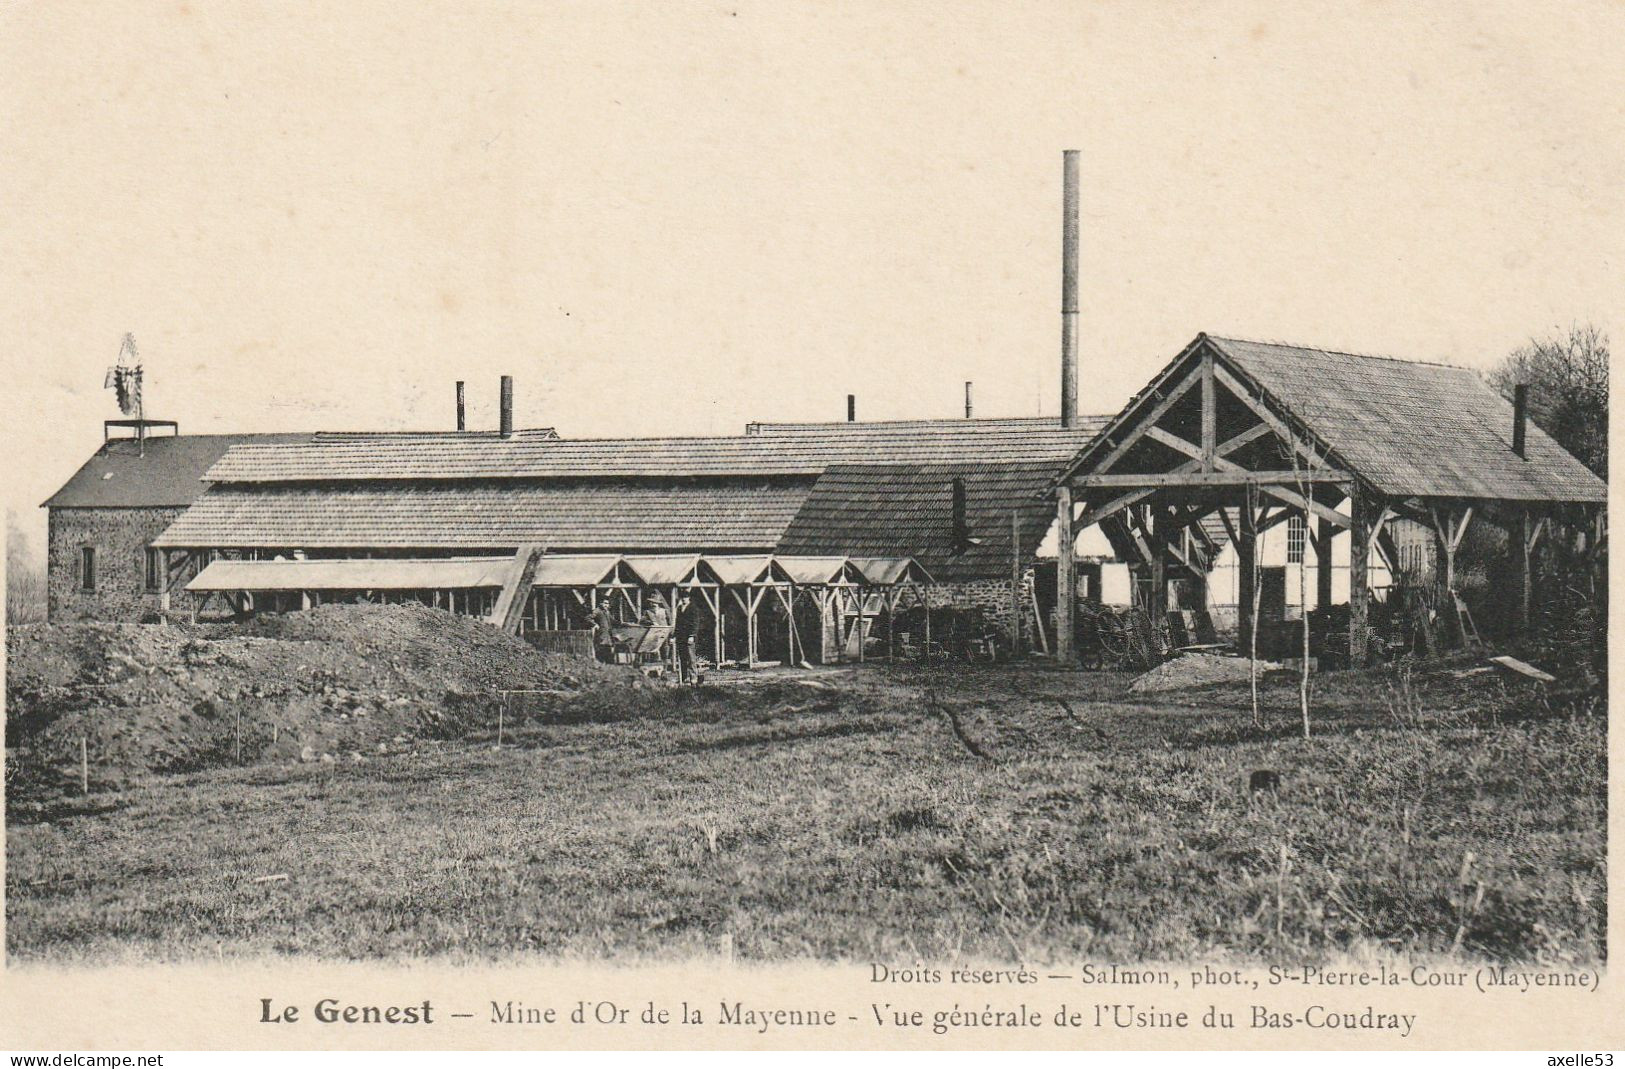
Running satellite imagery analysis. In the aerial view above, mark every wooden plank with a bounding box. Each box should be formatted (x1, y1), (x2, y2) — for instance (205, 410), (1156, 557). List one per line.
(1488, 655), (1554, 683)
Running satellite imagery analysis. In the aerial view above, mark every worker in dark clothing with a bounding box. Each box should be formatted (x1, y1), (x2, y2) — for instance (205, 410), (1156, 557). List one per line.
(592, 599), (615, 663)
(673, 594), (698, 683)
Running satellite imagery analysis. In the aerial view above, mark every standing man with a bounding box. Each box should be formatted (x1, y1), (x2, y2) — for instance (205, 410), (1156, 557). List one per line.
(673, 594), (698, 683)
(592, 597), (615, 663)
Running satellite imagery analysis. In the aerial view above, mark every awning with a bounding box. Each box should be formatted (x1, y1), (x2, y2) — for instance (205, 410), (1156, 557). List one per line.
(705, 555), (780, 586)
(187, 556), (518, 593)
(622, 554), (709, 586)
(776, 556), (857, 585)
(849, 556), (934, 585)
(529, 554), (624, 588)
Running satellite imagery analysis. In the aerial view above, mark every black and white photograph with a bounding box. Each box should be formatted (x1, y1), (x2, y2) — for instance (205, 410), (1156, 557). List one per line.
(1, 0), (1618, 1055)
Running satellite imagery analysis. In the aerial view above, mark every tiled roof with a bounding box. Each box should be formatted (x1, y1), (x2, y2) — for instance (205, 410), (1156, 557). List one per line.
(42, 433), (314, 509)
(153, 479), (812, 551)
(1207, 337), (1607, 502)
(42, 428), (560, 510)
(777, 461), (1063, 581)
(747, 415), (1109, 436)
(202, 420), (1105, 483)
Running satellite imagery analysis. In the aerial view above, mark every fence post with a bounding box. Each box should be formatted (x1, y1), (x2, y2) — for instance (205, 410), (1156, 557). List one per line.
(80, 735), (89, 795)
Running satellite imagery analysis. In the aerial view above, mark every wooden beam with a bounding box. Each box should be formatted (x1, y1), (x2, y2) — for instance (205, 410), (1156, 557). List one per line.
(1074, 487), (1157, 531)
(1149, 508), (1168, 625)
(1094, 364), (1204, 474)
(1211, 363), (1329, 466)
(1314, 517), (1333, 612)
(1055, 485), (1075, 664)
(1349, 486), (1371, 666)
(1215, 422), (1273, 458)
(1076, 469), (1352, 489)
(1260, 485), (1353, 529)
(1238, 484), (1258, 645)
(1145, 425), (1204, 462)
(1201, 347), (1216, 470)
(1449, 506), (1474, 553)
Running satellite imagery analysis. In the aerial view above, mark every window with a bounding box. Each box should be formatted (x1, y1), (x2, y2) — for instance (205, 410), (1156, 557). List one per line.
(80, 546), (96, 592)
(1286, 514), (1306, 564)
(145, 547), (163, 592)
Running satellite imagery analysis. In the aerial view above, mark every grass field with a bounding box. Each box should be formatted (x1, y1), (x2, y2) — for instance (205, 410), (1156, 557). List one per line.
(4, 662), (1605, 965)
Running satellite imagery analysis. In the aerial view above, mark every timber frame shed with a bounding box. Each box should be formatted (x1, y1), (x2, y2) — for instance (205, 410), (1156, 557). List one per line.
(1049, 333), (1607, 665)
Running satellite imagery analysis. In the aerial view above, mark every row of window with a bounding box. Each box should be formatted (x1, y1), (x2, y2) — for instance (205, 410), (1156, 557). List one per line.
(77, 546), (165, 594)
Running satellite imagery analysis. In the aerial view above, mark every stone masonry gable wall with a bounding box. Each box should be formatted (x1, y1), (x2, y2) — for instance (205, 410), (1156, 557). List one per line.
(47, 507), (184, 622)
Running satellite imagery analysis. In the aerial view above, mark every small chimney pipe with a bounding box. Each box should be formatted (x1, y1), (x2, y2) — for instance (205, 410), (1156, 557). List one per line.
(1060, 149), (1080, 429)
(455, 380), (466, 431)
(847, 394), (856, 422)
(964, 381), (974, 419)
(499, 375), (514, 438)
(1513, 383), (1528, 458)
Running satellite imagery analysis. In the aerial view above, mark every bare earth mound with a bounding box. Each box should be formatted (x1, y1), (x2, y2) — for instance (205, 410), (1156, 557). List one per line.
(1128, 652), (1285, 694)
(5, 603), (639, 799)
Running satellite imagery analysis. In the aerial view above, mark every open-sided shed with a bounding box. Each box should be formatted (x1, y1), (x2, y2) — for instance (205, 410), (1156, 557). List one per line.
(1049, 333), (1607, 664)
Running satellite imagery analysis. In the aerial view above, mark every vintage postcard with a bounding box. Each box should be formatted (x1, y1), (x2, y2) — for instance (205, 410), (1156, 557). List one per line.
(1, 0), (1620, 1055)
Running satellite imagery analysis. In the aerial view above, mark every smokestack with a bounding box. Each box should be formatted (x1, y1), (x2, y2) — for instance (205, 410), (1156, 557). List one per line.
(847, 394), (856, 422)
(499, 375), (513, 438)
(951, 477), (969, 554)
(1060, 149), (1080, 429)
(964, 381), (974, 419)
(455, 381), (465, 431)
(1513, 383), (1528, 458)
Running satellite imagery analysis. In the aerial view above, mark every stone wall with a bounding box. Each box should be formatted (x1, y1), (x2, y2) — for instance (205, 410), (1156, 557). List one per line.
(47, 507), (184, 622)
(922, 569), (1038, 646)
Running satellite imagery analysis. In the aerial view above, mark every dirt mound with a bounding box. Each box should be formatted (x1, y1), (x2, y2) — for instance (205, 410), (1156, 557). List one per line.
(6, 604), (640, 801)
(1128, 652), (1284, 694)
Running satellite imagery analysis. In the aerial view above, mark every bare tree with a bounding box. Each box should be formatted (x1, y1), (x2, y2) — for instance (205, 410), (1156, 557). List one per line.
(6, 509), (47, 624)
(1284, 441), (1329, 740)
(1490, 324), (1608, 477)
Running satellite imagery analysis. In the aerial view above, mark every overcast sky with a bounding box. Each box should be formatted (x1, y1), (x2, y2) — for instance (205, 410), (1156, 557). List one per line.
(4, 1), (1621, 554)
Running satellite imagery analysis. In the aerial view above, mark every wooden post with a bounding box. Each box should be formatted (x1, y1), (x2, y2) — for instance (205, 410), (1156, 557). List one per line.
(1200, 346), (1216, 469)
(1315, 517), (1334, 613)
(1238, 489), (1258, 645)
(1009, 510), (1023, 656)
(922, 584), (931, 663)
(159, 550), (173, 616)
(1150, 507), (1168, 628)
(80, 735), (89, 795)
(234, 706), (242, 764)
(1517, 510), (1548, 633)
(1055, 485), (1075, 665)
(1349, 487), (1370, 667)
